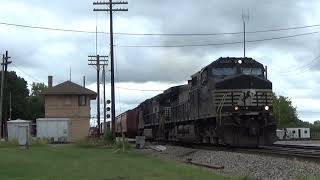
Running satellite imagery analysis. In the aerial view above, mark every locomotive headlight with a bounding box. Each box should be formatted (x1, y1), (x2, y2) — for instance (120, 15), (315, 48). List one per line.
(234, 106), (239, 111)
(264, 105), (269, 111)
(237, 60), (243, 64)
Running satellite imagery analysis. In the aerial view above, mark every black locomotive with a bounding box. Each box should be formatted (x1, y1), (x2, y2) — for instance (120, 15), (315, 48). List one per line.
(135, 57), (277, 147)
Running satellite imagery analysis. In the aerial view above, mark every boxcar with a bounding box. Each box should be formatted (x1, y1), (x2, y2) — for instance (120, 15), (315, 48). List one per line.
(115, 108), (139, 138)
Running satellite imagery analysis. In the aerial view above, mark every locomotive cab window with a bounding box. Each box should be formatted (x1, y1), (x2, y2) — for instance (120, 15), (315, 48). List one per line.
(212, 67), (236, 76)
(201, 70), (208, 85)
(242, 68), (263, 76)
(192, 76), (197, 86)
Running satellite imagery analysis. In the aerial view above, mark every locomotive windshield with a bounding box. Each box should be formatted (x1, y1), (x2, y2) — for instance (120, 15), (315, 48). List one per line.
(241, 68), (263, 76)
(212, 67), (236, 76)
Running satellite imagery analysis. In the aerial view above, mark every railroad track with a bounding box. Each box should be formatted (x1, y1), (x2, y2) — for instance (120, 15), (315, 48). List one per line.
(147, 140), (320, 160)
(236, 144), (320, 160)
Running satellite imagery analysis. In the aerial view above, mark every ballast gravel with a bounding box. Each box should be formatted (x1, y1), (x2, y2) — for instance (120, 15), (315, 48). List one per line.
(141, 145), (320, 180)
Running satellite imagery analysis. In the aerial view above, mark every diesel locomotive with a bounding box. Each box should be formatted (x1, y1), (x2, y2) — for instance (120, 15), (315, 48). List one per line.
(135, 57), (276, 147)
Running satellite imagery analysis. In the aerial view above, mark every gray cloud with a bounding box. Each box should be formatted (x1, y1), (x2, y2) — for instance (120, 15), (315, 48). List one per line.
(2, 0), (320, 121)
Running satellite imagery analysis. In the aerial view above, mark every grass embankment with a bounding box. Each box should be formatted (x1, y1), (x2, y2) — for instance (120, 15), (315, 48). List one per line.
(0, 143), (228, 180)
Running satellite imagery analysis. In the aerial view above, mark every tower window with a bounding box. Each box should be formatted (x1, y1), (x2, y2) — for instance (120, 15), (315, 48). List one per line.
(79, 95), (86, 106)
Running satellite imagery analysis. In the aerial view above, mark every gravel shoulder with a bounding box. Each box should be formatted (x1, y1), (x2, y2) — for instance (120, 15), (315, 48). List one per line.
(140, 145), (320, 180)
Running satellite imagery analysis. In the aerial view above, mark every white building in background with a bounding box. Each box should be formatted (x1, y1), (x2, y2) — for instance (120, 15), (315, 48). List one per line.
(7, 119), (31, 146)
(36, 118), (70, 142)
(277, 128), (310, 140)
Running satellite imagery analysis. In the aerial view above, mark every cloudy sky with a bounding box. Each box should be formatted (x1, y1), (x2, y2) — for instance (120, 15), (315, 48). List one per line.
(1, 0), (320, 124)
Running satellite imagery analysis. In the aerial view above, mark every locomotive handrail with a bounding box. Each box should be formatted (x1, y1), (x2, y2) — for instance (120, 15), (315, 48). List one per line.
(217, 94), (227, 126)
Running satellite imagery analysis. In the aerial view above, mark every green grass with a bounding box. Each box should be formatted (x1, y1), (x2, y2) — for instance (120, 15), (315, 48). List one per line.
(0, 145), (229, 180)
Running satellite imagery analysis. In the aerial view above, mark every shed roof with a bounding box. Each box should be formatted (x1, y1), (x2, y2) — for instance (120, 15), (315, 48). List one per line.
(8, 119), (31, 123)
(41, 81), (97, 97)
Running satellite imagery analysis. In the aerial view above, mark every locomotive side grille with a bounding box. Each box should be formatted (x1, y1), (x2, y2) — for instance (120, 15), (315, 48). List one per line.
(213, 90), (242, 106)
(164, 107), (171, 120)
(213, 89), (273, 107)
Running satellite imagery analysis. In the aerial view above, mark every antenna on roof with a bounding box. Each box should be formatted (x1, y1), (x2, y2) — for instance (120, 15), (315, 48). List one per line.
(96, 12), (98, 55)
(69, 66), (72, 81)
(242, 9), (250, 58)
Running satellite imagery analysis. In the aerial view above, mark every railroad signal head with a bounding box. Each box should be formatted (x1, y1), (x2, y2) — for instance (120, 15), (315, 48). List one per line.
(106, 107), (111, 111)
(107, 114), (111, 119)
(106, 100), (111, 104)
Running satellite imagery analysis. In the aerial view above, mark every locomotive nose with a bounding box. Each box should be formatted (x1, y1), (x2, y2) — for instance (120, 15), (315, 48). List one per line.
(215, 74), (272, 89)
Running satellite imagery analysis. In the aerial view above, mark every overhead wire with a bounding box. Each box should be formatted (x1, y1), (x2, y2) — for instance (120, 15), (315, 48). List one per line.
(3, 20), (320, 82)
(1, 21), (320, 36)
(116, 86), (164, 92)
(116, 31), (320, 48)
(273, 53), (320, 76)
(12, 64), (44, 83)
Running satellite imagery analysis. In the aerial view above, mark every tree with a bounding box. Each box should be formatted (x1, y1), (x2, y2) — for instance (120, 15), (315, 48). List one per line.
(30, 82), (47, 96)
(314, 120), (320, 127)
(25, 83), (47, 121)
(0, 71), (29, 121)
(273, 94), (300, 128)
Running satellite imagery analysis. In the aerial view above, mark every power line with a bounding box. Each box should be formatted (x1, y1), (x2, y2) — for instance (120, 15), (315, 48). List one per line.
(2, 21), (320, 36)
(12, 64), (44, 83)
(277, 54), (320, 74)
(12, 63), (163, 92)
(116, 31), (320, 47)
(116, 86), (164, 91)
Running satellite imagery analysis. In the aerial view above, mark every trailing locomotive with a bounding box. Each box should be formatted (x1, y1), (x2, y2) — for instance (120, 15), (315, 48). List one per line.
(136, 57), (277, 147)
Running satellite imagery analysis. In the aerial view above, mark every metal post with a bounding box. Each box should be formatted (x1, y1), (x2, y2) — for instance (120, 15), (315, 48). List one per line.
(242, 11), (249, 58)
(243, 20), (246, 58)
(9, 92), (11, 121)
(83, 76), (86, 87)
(96, 55), (100, 136)
(103, 65), (106, 133)
(265, 66), (268, 79)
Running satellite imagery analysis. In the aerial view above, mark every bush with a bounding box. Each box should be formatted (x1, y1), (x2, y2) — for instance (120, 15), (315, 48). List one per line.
(103, 129), (116, 145)
(114, 138), (131, 152)
(29, 138), (49, 147)
(0, 139), (18, 148)
(75, 138), (106, 148)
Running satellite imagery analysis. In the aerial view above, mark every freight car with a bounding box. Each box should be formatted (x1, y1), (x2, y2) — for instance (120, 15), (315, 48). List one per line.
(115, 108), (139, 138)
(118, 57), (277, 147)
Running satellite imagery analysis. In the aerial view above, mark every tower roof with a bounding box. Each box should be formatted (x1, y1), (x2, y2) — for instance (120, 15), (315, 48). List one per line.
(41, 81), (97, 98)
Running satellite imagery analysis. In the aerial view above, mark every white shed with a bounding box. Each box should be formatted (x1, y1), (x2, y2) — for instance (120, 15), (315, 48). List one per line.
(36, 118), (70, 142)
(282, 128), (310, 139)
(7, 119), (31, 141)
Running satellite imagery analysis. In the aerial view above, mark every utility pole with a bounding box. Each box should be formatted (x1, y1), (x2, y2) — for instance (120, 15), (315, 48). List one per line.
(0, 51), (11, 139)
(93, 0), (128, 136)
(88, 55), (108, 136)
